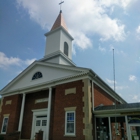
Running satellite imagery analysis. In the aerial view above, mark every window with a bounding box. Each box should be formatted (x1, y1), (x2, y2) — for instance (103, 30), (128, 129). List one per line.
(1, 117), (9, 134)
(32, 72), (42, 80)
(42, 120), (47, 126)
(65, 111), (75, 135)
(36, 120), (40, 126)
(64, 42), (68, 56)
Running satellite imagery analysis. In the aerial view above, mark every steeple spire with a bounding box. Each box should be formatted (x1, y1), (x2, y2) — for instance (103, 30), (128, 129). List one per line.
(50, 11), (68, 32)
(50, 1), (68, 32)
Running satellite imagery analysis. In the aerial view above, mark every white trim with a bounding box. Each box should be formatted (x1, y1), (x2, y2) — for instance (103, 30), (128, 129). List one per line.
(128, 124), (140, 140)
(45, 26), (74, 40)
(32, 108), (48, 114)
(0, 61), (88, 95)
(1, 116), (9, 134)
(1, 74), (88, 97)
(46, 87), (52, 140)
(125, 115), (129, 139)
(31, 108), (48, 140)
(108, 117), (112, 140)
(64, 110), (76, 136)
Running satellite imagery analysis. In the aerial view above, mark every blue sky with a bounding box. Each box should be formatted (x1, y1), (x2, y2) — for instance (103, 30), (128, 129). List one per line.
(0, 0), (140, 103)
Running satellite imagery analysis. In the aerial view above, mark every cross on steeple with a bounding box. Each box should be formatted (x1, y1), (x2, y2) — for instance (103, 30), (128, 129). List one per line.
(59, 0), (64, 12)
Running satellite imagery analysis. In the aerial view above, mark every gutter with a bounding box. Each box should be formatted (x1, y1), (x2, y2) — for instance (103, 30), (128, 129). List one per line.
(93, 107), (140, 115)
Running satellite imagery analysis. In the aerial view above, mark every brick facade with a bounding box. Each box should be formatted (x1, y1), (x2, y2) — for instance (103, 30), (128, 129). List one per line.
(21, 90), (49, 139)
(0, 94), (22, 134)
(94, 84), (115, 107)
(0, 79), (120, 140)
(51, 80), (85, 140)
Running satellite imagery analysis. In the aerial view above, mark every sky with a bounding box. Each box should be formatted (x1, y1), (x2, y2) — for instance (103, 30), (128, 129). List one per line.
(0, 0), (140, 103)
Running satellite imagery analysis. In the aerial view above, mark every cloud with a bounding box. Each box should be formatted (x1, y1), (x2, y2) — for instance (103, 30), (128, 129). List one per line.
(136, 25), (140, 33)
(71, 31), (92, 50)
(106, 78), (129, 91)
(132, 95), (138, 100)
(106, 78), (117, 84)
(99, 45), (106, 52)
(0, 52), (21, 68)
(0, 52), (36, 69)
(136, 25), (140, 39)
(97, 0), (135, 9)
(16, 0), (131, 50)
(109, 45), (127, 57)
(129, 75), (137, 82)
(116, 86), (128, 90)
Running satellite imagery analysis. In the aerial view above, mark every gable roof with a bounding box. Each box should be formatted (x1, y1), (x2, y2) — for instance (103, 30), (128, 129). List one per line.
(50, 11), (68, 32)
(0, 61), (89, 95)
(0, 60), (126, 104)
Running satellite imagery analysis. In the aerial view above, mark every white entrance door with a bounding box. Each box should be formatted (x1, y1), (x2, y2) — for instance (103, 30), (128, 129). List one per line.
(129, 125), (140, 140)
(34, 116), (47, 140)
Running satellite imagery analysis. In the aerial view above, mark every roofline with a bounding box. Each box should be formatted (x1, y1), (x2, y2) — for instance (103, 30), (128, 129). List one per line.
(44, 26), (74, 40)
(0, 62), (89, 94)
(0, 60), (127, 104)
(0, 61), (37, 93)
(88, 69), (127, 104)
(39, 50), (76, 66)
(94, 107), (140, 115)
(1, 72), (89, 96)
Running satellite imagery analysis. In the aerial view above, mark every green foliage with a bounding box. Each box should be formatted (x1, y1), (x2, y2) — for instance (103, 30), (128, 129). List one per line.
(0, 135), (4, 140)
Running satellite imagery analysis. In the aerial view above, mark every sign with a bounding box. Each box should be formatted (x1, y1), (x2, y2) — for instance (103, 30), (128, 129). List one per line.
(35, 98), (48, 104)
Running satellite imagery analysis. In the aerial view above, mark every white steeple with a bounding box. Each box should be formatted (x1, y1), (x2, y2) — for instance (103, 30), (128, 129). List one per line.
(43, 11), (75, 66)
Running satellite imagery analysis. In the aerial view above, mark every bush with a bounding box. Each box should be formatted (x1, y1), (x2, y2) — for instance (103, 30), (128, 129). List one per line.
(0, 135), (4, 140)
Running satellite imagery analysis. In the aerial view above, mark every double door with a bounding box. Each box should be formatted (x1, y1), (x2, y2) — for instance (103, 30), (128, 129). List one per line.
(34, 116), (47, 140)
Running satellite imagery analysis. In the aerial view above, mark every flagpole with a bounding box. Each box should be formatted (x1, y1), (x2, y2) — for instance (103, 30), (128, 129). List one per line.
(113, 49), (117, 140)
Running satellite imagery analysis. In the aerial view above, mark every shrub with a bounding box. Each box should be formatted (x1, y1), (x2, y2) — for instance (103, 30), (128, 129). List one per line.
(0, 135), (4, 140)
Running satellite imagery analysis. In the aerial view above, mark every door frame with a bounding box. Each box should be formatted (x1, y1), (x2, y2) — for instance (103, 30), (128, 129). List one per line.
(30, 108), (48, 140)
(128, 124), (140, 140)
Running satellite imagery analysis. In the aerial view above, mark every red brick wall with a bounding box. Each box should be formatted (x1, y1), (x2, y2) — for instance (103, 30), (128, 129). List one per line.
(51, 80), (84, 140)
(21, 90), (49, 139)
(94, 84), (115, 107)
(0, 94), (22, 134)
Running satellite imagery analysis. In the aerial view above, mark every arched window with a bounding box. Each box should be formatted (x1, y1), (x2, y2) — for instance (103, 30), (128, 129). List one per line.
(32, 72), (43, 80)
(64, 42), (68, 56)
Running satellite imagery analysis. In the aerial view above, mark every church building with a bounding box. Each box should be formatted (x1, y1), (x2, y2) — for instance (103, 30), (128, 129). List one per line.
(0, 10), (140, 140)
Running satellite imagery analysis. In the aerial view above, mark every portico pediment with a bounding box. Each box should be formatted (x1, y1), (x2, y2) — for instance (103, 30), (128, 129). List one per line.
(0, 61), (88, 95)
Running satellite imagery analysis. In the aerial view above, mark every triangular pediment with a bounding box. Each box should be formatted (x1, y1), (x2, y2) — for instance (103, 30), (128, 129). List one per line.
(1, 61), (89, 95)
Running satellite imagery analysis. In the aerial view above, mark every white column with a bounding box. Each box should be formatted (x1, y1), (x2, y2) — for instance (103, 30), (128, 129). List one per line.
(18, 93), (26, 131)
(108, 117), (112, 140)
(46, 87), (52, 140)
(125, 115), (129, 139)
